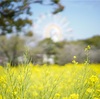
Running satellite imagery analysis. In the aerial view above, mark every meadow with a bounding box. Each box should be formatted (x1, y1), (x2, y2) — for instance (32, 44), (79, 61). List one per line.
(0, 0), (100, 99)
(0, 63), (100, 99)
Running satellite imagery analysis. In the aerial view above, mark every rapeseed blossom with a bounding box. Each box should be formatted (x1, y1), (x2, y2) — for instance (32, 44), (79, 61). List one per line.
(69, 93), (79, 99)
(89, 75), (99, 83)
(0, 64), (100, 99)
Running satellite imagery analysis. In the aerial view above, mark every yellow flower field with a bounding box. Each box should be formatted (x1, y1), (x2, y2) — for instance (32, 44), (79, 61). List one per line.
(0, 64), (100, 99)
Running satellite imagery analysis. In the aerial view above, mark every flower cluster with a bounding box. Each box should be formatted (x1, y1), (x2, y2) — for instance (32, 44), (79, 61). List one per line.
(0, 64), (100, 99)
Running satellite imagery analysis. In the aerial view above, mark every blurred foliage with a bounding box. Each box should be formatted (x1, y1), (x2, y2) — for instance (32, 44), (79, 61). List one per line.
(0, 0), (32, 35)
(0, 35), (100, 65)
(0, 0), (64, 35)
(34, 35), (100, 65)
(25, 31), (34, 37)
(52, 0), (60, 3)
(0, 35), (26, 65)
(38, 38), (57, 55)
(1, 0), (99, 66)
(38, 38), (65, 55)
(83, 35), (100, 48)
(73, 35), (100, 48)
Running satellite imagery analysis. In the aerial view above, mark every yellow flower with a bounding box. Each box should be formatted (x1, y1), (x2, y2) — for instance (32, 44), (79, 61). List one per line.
(0, 77), (6, 83)
(73, 56), (76, 59)
(2, 84), (6, 88)
(0, 95), (2, 99)
(62, 97), (68, 99)
(13, 91), (17, 95)
(72, 60), (78, 65)
(55, 93), (61, 97)
(87, 45), (91, 50)
(33, 91), (38, 97)
(69, 93), (79, 99)
(45, 71), (50, 76)
(38, 86), (43, 91)
(85, 45), (91, 51)
(89, 75), (99, 83)
(94, 98), (98, 99)
(86, 88), (94, 93)
(72, 60), (76, 63)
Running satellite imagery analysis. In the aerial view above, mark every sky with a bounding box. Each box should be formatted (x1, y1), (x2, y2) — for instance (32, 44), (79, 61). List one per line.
(30, 0), (100, 40)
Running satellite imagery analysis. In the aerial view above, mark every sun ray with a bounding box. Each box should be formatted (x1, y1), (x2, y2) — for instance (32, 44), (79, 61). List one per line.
(33, 13), (73, 42)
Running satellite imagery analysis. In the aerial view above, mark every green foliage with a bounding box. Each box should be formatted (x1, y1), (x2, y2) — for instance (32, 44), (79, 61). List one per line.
(84, 35), (100, 48)
(38, 38), (57, 55)
(38, 38), (66, 55)
(70, 35), (100, 49)
(0, 0), (32, 35)
(25, 31), (34, 37)
(0, 35), (100, 65)
(55, 41), (66, 48)
(52, 0), (60, 4)
(0, 35), (26, 65)
(0, 0), (64, 35)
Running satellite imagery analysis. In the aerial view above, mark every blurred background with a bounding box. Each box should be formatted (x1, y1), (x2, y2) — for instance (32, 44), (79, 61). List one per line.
(0, 0), (100, 66)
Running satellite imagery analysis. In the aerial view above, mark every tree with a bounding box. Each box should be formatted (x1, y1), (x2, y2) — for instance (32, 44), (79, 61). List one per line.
(84, 35), (100, 49)
(54, 43), (85, 65)
(0, 0), (64, 35)
(38, 38), (59, 55)
(52, 0), (64, 14)
(0, 35), (26, 65)
(0, 0), (64, 65)
(29, 38), (66, 64)
(0, 0), (31, 35)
